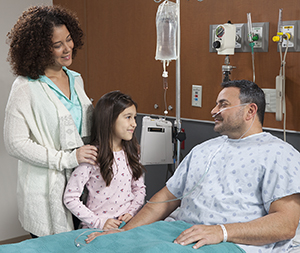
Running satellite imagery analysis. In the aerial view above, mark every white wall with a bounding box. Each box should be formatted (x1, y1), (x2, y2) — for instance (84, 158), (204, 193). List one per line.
(0, 0), (53, 241)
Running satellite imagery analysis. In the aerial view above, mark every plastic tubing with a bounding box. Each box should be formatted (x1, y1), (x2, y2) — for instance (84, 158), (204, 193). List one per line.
(247, 13), (253, 42)
(282, 36), (289, 142)
(277, 9), (283, 34)
(74, 228), (125, 247)
(212, 103), (250, 118)
(251, 45), (256, 83)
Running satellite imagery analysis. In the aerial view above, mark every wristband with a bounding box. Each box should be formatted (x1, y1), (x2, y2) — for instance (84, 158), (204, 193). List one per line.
(219, 224), (228, 242)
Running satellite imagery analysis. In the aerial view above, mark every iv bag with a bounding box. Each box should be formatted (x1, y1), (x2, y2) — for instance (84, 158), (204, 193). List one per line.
(155, 0), (178, 61)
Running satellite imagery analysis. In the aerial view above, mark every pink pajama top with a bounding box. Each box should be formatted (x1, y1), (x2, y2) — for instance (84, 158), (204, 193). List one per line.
(63, 150), (146, 229)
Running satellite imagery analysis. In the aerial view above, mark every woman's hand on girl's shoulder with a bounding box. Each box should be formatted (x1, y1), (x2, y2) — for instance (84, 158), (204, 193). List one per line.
(76, 145), (98, 165)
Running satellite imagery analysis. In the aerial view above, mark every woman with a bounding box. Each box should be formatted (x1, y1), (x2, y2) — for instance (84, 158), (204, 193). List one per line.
(4, 5), (98, 237)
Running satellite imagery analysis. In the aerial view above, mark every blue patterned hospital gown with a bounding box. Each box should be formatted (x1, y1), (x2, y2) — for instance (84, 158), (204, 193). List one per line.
(166, 132), (300, 253)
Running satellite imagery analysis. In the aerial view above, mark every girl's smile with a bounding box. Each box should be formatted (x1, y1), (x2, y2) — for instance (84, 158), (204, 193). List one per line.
(112, 105), (137, 151)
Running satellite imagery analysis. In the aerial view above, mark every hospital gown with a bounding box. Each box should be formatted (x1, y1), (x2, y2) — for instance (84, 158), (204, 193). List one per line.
(166, 132), (300, 253)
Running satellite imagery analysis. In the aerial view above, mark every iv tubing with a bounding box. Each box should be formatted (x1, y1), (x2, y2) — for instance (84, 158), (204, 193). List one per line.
(164, 88), (168, 117)
(74, 228), (125, 247)
(162, 60), (169, 117)
(282, 41), (288, 142)
(252, 50), (255, 83)
(250, 43), (256, 83)
(279, 36), (289, 142)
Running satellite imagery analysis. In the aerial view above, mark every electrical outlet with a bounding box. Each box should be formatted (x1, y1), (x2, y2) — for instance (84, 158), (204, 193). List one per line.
(192, 85), (202, 107)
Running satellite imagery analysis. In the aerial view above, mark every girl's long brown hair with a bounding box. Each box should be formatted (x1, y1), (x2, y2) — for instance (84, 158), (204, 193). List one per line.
(90, 91), (145, 186)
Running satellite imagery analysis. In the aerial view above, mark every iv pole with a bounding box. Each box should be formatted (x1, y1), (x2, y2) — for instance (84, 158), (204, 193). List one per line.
(154, 0), (181, 167)
(155, 0), (203, 167)
(175, 0), (181, 168)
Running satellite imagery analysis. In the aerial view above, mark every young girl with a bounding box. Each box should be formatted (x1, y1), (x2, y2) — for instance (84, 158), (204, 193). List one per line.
(64, 91), (146, 230)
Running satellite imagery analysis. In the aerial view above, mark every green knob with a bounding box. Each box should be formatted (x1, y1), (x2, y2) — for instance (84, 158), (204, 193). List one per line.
(252, 34), (259, 41)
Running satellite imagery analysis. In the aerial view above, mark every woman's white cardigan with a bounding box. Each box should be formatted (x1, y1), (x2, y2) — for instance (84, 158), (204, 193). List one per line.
(4, 75), (93, 236)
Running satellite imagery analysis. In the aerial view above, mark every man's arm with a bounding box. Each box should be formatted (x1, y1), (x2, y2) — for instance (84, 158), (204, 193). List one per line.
(85, 186), (180, 243)
(124, 186), (181, 230)
(174, 193), (300, 249)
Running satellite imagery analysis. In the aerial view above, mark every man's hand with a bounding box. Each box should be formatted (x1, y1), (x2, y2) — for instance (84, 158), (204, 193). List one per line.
(174, 224), (223, 249)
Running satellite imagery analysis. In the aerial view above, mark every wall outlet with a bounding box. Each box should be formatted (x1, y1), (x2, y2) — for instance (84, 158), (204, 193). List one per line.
(192, 85), (202, 107)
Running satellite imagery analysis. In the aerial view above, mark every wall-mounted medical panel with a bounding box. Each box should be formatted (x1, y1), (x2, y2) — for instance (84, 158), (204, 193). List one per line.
(209, 22), (269, 53)
(277, 20), (300, 52)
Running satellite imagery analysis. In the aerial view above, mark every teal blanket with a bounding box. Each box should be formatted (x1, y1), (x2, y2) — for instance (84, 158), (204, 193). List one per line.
(0, 221), (245, 253)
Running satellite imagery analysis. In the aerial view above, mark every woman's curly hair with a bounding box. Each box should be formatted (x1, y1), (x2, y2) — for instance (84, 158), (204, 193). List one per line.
(7, 5), (83, 79)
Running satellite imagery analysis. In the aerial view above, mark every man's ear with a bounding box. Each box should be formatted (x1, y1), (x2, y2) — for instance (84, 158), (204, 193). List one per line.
(246, 103), (258, 121)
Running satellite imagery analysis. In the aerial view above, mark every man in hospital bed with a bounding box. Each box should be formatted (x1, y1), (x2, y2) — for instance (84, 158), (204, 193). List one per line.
(87, 80), (300, 253)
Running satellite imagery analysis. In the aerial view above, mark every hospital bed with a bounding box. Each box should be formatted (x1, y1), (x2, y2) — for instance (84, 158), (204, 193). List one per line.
(0, 221), (245, 253)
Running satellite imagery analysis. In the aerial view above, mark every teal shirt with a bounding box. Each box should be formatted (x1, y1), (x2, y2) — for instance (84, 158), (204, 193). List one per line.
(29, 67), (83, 134)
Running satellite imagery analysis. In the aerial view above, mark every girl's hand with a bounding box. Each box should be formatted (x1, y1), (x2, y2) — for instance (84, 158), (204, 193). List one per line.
(85, 229), (120, 244)
(76, 145), (98, 165)
(103, 218), (122, 230)
(118, 213), (133, 223)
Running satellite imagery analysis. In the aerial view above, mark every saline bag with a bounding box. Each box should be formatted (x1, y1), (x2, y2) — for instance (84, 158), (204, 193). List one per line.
(155, 0), (178, 61)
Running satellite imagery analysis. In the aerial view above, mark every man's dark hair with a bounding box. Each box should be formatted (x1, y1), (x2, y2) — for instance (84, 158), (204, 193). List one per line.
(221, 80), (266, 125)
